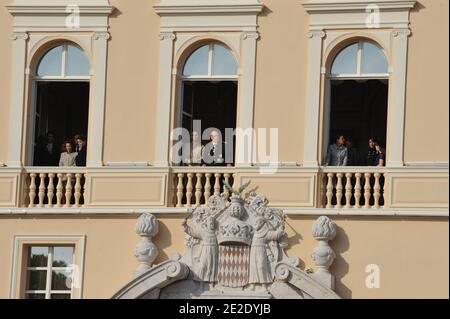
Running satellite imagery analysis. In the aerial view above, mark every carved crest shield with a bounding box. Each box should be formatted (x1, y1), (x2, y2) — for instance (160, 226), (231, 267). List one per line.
(217, 245), (250, 287)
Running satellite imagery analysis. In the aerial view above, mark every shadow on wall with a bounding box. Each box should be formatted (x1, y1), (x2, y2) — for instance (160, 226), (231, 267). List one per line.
(285, 219), (305, 270)
(330, 225), (351, 299)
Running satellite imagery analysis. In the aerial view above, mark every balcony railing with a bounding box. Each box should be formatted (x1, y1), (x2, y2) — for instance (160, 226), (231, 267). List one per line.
(17, 166), (388, 210)
(170, 167), (237, 208)
(318, 167), (386, 209)
(23, 168), (87, 208)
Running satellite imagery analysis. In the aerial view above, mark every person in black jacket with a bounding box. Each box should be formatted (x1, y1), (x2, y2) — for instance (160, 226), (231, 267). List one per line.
(366, 137), (378, 166)
(75, 136), (87, 167)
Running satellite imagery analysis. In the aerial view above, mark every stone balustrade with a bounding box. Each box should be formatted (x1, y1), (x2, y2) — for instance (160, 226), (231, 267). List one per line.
(24, 168), (87, 208)
(171, 167), (238, 208)
(319, 168), (386, 209)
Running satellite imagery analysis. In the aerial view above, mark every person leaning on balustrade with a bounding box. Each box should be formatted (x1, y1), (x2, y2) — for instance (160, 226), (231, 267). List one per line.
(374, 142), (386, 167)
(325, 134), (348, 166)
(59, 140), (78, 167)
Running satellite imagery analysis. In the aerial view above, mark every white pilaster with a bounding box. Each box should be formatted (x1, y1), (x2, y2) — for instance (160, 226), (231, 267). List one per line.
(303, 30), (326, 168)
(7, 32), (28, 168)
(87, 32), (110, 167)
(235, 31), (259, 167)
(387, 28), (411, 167)
(155, 32), (176, 167)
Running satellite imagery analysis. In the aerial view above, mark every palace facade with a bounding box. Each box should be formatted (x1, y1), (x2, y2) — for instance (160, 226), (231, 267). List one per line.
(0, 0), (448, 299)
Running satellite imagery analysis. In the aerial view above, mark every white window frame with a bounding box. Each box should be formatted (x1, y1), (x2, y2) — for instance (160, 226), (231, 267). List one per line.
(153, 0), (263, 167)
(6, 0), (114, 168)
(10, 235), (86, 299)
(329, 41), (389, 80)
(182, 43), (239, 80)
(302, 0), (416, 168)
(24, 245), (75, 299)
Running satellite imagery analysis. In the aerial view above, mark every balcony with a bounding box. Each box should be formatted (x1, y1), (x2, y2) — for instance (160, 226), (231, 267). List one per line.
(0, 165), (446, 214)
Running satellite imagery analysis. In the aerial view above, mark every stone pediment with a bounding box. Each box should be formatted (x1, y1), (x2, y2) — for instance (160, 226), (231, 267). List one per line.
(113, 186), (341, 299)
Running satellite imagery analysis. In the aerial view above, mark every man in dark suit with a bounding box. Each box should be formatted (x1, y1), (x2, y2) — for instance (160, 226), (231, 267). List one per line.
(75, 135), (87, 167)
(203, 129), (227, 166)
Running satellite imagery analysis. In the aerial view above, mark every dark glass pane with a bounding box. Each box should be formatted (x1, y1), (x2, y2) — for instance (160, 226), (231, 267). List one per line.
(52, 247), (74, 267)
(51, 294), (71, 299)
(29, 246), (48, 267)
(27, 270), (47, 290)
(51, 270), (72, 290)
(26, 293), (45, 299)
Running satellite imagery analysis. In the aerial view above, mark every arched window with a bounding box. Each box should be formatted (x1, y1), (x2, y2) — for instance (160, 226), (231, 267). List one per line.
(182, 43), (238, 78)
(36, 44), (90, 78)
(31, 43), (90, 166)
(177, 42), (238, 167)
(324, 40), (389, 168)
(330, 41), (388, 78)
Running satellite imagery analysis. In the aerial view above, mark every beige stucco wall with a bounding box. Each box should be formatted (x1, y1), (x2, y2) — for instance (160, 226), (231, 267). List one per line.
(0, 215), (448, 299)
(0, 1), (13, 164)
(0, 0), (448, 164)
(404, 0), (449, 163)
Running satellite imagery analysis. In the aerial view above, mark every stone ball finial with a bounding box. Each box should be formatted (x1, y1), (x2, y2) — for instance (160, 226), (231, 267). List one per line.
(135, 213), (159, 238)
(312, 216), (336, 241)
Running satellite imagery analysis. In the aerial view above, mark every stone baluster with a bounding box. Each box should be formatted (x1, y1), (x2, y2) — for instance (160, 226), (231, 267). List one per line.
(214, 173), (221, 196)
(74, 173), (82, 207)
(204, 173), (212, 205)
(326, 173), (334, 209)
(186, 173), (193, 208)
(38, 173), (46, 208)
(47, 173), (55, 208)
(28, 173), (37, 208)
(232, 173), (238, 189)
(176, 174), (184, 208)
(195, 173), (203, 207)
(373, 172), (381, 209)
(133, 213), (159, 278)
(364, 173), (372, 209)
(65, 173), (73, 207)
(223, 173), (231, 199)
(344, 173), (353, 208)
(311, 216), (337, 290)
(56, 174), (63, 207)
(354, 173), (362, 208)
(319, 174), (327, 208)
(335, 173), (343, 208)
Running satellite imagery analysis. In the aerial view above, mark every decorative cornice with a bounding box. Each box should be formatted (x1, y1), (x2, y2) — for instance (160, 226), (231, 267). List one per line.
(159, 32), (176, 41)
(308, 30), (326, 39)
(392, 28), (412, 38)
(154, 4), (264, 15)
(93, 32), (111, 41)
(241, 31), (260, 40)
(11, 32), (29, 41)
(7, 5), (114, 16)
(303, 0), (416, 13)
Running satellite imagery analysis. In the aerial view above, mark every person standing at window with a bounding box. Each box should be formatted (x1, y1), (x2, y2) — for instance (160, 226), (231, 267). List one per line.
(366, 138), (378, 166)
(59, 140), (78, 167)
(346, 137), (359, 166)
(325, 134), (348, 166)
(45, 131), (60, 166)
(203, 129), (226, 166)
(73, 134), (82, 153)
(75, 136), (87, 167)
(190, 131), (203, 166)
(375, 143), (386, 167)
